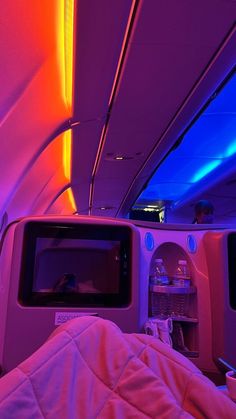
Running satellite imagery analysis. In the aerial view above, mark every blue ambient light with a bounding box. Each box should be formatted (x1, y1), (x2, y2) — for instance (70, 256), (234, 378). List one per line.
(187, 234), (197, 253)
(191, 160), (221, 182)
(145, 232), (154, 251)
(133, 70), (236, 208)
(225, 140), (236, 158)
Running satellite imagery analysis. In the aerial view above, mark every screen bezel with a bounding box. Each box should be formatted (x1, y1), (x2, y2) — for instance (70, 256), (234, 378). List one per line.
(18, 221), (132, 308)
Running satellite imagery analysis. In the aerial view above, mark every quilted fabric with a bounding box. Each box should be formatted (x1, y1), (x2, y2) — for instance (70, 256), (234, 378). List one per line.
(0, 316), (235, 418)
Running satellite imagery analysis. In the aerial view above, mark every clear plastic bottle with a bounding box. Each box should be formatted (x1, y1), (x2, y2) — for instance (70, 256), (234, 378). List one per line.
(172, 260), (191, 317)
(173, 260), (190, 287)
(150, 258), (170, 317)
(150, 258), (170, 286)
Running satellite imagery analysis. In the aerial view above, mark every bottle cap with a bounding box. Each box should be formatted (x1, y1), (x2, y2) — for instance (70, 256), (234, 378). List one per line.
(178, 260), (187, 265)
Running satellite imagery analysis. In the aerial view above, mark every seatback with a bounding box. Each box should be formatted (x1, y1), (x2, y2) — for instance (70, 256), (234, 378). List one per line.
(0, 215), (144, 373)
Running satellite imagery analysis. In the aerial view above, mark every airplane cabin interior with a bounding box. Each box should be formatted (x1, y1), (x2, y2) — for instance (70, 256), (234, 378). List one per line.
(0, 1), (236, 417)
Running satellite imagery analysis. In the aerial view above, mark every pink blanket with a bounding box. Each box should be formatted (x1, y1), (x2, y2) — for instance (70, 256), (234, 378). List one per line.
(0, 316), (235, 418)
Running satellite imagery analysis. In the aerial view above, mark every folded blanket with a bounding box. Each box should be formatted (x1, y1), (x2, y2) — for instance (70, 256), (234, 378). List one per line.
(0, 316), (235, 418)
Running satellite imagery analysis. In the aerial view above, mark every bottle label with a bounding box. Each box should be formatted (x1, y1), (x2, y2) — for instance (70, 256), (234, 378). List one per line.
(172, 278), (191, 287)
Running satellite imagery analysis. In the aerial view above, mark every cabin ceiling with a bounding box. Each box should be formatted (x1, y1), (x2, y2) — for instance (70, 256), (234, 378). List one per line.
(71, 0), (236, 218)
(0, 0), (236, 227)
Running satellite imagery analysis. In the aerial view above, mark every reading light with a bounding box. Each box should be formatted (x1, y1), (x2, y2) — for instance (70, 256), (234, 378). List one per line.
(105, 153), (134, 161)
(114, 155), (134, 160)
(98, 206), (114, 211)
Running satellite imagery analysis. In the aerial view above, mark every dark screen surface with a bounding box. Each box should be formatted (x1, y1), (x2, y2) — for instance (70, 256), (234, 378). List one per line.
(227, 233), (236, 310)
(18, 221), (132, 307)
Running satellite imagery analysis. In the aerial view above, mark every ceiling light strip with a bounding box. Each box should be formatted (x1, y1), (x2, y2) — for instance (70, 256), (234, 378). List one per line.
(89, 0), (140, 214)
(67, 187), (77, 210)
(44, 184), (75, 214)
(63, 128), (77, 212)
(57, 0), (74, 108)
(64, 0), (75, 108)
(63, 0), (76, 211)
(63, 129), (72, 180)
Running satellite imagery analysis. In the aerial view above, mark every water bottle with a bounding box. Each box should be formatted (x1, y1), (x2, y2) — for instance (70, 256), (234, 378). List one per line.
(150, 258), (170, 285)
(173, 260), (190, 287)
(150, 258), (170, 317)
(172, 260), (191, 317)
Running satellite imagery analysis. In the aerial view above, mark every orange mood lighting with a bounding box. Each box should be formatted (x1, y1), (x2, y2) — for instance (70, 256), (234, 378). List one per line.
(63, 129), (77, 211)
(57, 0), (74, 109)
(63, 129), (72, 181)
(67, 187), (76, 211)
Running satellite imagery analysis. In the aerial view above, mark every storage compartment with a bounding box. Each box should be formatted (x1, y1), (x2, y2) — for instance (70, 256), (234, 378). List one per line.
(150, 285), (197, 318)
(148, 242), (199, 357)
(172, 321), (198, 357)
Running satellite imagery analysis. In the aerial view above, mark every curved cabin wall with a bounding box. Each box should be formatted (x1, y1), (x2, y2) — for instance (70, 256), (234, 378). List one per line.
(3, 133), (74, 221)
(0, 1), (72, 226)
(46, 188), (76, 215)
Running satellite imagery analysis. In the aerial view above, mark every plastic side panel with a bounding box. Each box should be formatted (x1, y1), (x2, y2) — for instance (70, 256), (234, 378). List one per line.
(203, 231), (236, 370)
(0, 223), (19, 368)
(137, 225), (217, 372)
